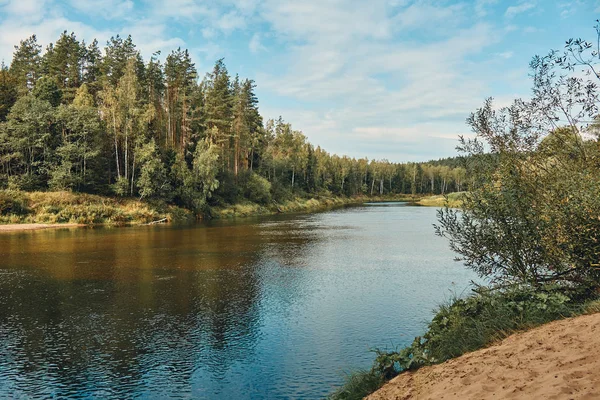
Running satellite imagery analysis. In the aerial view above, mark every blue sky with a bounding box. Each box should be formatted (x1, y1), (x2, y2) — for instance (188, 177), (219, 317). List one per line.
(0, 0), (598, 162)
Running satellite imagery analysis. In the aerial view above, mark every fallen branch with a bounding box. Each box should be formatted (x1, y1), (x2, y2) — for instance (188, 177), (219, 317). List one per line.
(146, 218), (167, 225)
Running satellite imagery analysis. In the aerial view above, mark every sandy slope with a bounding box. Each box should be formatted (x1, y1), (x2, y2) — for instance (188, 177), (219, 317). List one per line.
(0, 223), (83, 232)
(367, 312), (600, 400)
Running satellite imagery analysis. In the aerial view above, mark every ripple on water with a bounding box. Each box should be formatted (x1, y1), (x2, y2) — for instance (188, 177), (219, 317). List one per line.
(0, 206), (475, 399)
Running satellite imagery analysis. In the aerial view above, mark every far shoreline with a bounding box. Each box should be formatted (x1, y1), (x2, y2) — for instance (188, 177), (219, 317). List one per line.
(0, 192), (459, 233)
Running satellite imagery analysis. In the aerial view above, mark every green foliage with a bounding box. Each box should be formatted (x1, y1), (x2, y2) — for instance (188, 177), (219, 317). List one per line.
(328, 370), (384, 400)
(112, 176), (129, 196)
(334, 285), (587, 399)
(270, 178), (293, 202)
(136, 139), (171, 200)
(170, 139), (220, 212)
(52, 103), (104, 190)
(32, 76), (62, 107)
(241, 172), (271, 204)
(0, 66), (18, 121)
(0, 190), (29, 215)
(2, 95), (57, 189)
(422, 286), (576, 362)
(10, 35), (41, 95)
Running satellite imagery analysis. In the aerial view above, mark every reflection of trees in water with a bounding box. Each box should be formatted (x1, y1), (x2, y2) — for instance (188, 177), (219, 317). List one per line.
(0, 226), (265, 397)
(0, 217), (327, 397)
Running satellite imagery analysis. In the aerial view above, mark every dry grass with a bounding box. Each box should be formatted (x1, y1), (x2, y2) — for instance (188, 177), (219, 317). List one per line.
(0, 190), (194, 226)
(416, 192), (466, 208)
(210, 194), (415, 219)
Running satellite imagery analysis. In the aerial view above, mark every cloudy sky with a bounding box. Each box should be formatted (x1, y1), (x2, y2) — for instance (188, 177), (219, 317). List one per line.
(0, 0), (597, 161)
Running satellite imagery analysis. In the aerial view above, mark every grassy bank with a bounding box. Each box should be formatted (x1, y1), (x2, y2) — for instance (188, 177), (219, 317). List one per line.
(0, 190), (194, 226)
(329, 285), (600, 400)
(414, 191), (466, 208)
(0, 191), (421, 226)
(209, 194), (418, 219)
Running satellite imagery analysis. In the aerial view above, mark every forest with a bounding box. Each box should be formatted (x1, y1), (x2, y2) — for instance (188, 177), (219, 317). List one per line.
(0, 32), (468, 214)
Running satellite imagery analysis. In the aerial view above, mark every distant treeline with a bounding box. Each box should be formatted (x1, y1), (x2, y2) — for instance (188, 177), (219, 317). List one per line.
(0, 32), (469, 211)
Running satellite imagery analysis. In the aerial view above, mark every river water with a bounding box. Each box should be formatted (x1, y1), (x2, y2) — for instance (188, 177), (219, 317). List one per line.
(0, 203), (475, 399)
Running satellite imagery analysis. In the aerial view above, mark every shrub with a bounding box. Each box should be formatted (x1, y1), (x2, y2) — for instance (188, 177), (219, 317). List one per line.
(0, 190), (29, 215)
(270, 179), (293, 203)
(242, 172), (272, 204)
(369, 285), (583, 380)
(328, 370), (384, 400)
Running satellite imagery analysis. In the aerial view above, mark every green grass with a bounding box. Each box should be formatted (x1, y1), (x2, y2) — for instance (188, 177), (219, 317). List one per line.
(328, 370), (384, 400)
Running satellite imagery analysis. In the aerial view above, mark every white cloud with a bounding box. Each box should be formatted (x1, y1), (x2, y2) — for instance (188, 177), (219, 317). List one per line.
(123, 20), (187, 57)
(254, 0), (504, 160)
(215, 11), (247, 33)
(495, 51), (514, 59)
(249, 33), (266, 53)
(475, 0), (499, 17)
(69, 0), (134, 19)
(523, 26), (543, 33)
(505, 1), (536, 18)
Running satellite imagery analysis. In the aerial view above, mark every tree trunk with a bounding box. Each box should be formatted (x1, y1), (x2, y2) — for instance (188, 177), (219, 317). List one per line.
(291, 167), (295, 188)
(124, 121), (128, 181)
(130, 151), (136, 196)
(113, 110), (120, 178)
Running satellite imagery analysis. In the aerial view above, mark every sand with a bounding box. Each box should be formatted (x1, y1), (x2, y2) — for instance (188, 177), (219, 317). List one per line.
(0, 223), (84, 232)
(367, 312), (600, 400)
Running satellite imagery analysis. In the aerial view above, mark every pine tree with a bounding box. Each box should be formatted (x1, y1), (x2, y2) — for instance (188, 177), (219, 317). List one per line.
(204, 59), (233, 169)
(43, 31), (84, 102)
(82, 39), (102, 97)
(10, 35), (42, 95)
(164, 48), (197, 151)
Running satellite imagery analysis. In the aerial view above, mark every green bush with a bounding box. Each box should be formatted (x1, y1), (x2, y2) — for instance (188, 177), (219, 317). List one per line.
(328, 370), (384, 400)
(423, 286), (577, 363)
(270, 179), (293, 203)
(243, 172), (272, 204)
(0, 190), (29, 215)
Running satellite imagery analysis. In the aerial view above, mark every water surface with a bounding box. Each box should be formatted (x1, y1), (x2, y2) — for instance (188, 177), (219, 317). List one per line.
(0, 204), (475, 398)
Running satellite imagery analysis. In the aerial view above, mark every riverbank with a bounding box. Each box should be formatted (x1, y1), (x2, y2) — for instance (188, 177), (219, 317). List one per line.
(210, 194), (417, 219)
(0, 190), (421, 230)
(367, 310), (600, 399)
(414, 192), (465, 208)
(330, 286), (600, 400)
(0, 190), (194, 227)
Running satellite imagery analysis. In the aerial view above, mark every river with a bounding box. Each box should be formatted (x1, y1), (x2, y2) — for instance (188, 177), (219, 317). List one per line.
(0, 203), (475, 399)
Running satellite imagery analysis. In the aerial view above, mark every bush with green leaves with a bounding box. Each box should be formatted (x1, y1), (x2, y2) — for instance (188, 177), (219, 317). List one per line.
(241, 172), (272, 204)
(373, 285), (582, 376)
(0, 190), (29, 215)
(436, 24), (600, 288)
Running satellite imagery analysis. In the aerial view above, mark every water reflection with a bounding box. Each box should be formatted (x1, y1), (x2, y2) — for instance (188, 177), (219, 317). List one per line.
(0, 207), (475, 398)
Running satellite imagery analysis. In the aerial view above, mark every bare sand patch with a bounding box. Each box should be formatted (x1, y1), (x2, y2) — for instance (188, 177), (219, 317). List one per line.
(367, 312), (600, 399)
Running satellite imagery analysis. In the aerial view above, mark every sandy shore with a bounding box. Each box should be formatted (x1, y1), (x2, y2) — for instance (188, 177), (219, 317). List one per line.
(0, 223), (84, 232)
(367, 312), (600, 399)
